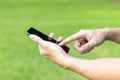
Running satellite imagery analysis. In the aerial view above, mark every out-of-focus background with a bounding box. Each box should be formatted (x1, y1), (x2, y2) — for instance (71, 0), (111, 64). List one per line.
(0, 0), (120, 80)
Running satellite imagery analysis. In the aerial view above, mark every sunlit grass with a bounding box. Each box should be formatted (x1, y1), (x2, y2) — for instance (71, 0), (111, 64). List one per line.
(0, 0), (120, 80)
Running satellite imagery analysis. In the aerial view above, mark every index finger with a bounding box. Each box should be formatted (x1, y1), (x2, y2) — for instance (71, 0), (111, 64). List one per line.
(59, 32), (80, 46)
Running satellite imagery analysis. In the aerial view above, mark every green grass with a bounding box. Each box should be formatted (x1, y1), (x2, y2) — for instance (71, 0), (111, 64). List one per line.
(0, 0), (120, 80)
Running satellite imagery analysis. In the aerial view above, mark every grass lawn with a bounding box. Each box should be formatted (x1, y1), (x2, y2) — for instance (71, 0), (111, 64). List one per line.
(0, 0), (120, 80)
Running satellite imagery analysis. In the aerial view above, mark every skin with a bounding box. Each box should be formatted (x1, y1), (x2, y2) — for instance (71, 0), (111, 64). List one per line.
(29, 28), (120, 80)
(59, 28), (120, 53)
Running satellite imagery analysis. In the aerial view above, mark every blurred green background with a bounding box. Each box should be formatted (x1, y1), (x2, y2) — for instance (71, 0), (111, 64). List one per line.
(0, 0), (120, 80)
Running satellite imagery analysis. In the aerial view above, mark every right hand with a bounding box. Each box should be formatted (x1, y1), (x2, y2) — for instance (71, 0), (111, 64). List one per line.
(59, 29), (108, 53)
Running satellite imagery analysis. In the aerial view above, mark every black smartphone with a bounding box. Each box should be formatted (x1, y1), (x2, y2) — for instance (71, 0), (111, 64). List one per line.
(26, 27), (69, 53)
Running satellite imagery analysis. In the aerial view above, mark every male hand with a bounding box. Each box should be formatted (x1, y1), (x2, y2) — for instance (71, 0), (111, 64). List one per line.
(59, 29), (107, 53)
(29, 34), (67, 57)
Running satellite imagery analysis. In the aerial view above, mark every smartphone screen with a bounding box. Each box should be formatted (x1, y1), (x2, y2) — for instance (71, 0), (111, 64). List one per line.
(26, 27), (69, 53)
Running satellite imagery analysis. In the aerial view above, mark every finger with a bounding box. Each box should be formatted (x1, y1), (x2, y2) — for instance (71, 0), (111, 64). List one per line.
(59, 32), (80, 46)
(29, 34), (44, 46)
(74, 40), (81, 51)
(56, 36), (63, 44)
(74, 39), (88, 54)
(48, 32), (55, 40)
(79, 38), (88, 45)
(79, 39), (97, 53)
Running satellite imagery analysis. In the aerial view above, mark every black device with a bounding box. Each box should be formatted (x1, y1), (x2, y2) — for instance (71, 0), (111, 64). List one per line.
(26, 27), (69, 53)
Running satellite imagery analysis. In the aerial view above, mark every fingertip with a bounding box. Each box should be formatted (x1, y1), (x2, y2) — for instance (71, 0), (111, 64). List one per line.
(58, 42), (64, 46)
(58, 38), (71, 46)
(58, 36), (63, 40)
(49, 32), (55, 38)
(59, 34), (79, 46)
(50, 32), (54, 34)
(56, 36), (63, 44)
(79, 47), (86, 54)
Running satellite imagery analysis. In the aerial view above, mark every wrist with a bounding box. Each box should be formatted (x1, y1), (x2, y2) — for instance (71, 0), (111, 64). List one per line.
(100, 28), (112, 40)
(48, 53), (72, 69)
(104, 28), (120, 41)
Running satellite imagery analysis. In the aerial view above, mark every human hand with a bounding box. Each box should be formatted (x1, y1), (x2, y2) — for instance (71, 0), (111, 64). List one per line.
(59, 29), (108, 53)
(29, 33), (68, 58)
(29, 33), (71, 67)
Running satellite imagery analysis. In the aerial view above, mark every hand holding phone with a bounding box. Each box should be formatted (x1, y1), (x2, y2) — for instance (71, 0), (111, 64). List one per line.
(26, 27), (70, 53)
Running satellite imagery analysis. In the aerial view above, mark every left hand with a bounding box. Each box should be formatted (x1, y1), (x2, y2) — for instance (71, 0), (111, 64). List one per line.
(29, 34), (68, 59)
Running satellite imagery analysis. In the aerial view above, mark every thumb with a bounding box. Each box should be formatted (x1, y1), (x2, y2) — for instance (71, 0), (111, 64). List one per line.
(79, 39), (97, 53)
(29, 34), (44, 46)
